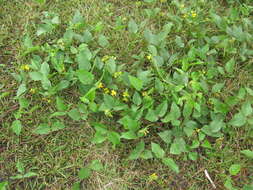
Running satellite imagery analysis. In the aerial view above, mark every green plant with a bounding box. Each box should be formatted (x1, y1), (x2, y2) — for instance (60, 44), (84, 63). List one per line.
(12, 6), (253, 177)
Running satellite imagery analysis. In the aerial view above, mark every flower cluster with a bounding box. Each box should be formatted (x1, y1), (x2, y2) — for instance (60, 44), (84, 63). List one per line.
(97, 82), (117, 96)
(20, 64), (30, 71)
(182, 10), (197, 18)
(101, 55), (116, 62)
(122, 90), (130, 102)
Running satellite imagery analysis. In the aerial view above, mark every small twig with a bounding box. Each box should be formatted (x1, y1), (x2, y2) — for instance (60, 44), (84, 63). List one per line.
(204, 169), (216, 189)
(103, 182), (113, 189)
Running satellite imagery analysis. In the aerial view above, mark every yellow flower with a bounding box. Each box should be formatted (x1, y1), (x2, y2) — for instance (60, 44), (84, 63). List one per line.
(195, 128), (201, 133)
(42, 97), (51, 103)
(21, 64), (30, 71)
(149, 173), (158, 181)
(180, 4), (185, 8)
(142, 91), (148, 97)
(123, 91), (130, 98)
(104, 88), (110, 94)
(111, 90), (117, 96)
(160, 0), (166, 3)
(146, 54), (152, 60)
(29, 88), (36, 94)
(101, 55), (110, 62)
(182, 13), (188, 18)
(135, 1), (141, 6)
(191, 11), (197, 18)
(113, 71), (122, 78)
(104, 109), (113, 117)
(98, 82), (104, 89)
(159, 12), (166, 17)
(139, 128), (149, 136)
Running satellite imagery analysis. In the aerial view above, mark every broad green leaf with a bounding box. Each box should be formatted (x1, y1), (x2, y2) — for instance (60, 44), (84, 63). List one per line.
(68, 108), (81, 121)
(37, 23), (53, 36)
(128, 141), (145, 160)
(229, 164), (241, 176)
(170, 102), (181, 119)
(151, 142), (165, 158)
(105, 58), (116, 74)
(34, 124), (51, 135)
(18, 98), (30, 109)
(76, 69), (94, 85)
(129, 76), (143, 91)
(201, 124), (223, 138)
(41, 75), (51, 90)
(155, 78), (164, 93)
(183, 102), (193, 119)
(56, 97), (67, 111)
(82, 30), (93, 43)
(72, 10), (84, 24)
(118, 115), (139, 131)
(162, 102), (181, 122)
(78, 167), (91, 180)
(128, 19), (138, 33)
(98, 34), (109, 47)
(190, 140), (200, 149)
(140, 150), (153, 159)
(212, 82), (225, 93)
(158, 130), (172, 144)
(40, 62), (50, 76)
(241, 101), (252, 116)
(241, 150), (253, 159)
(107, 131), (120, 147)
(145, 109), (158, 122)
(90, 160), (103, 171)
(170, 138), (187, 155)
(29, 72), (43, 81)
(92, 132), (107, 144)
(55, 80), (70, 92)
(209, 119), (225, 133)
(11, 120), (22, 136)
(162, 158), (179, 173)
(17, 84), (27, 97)
(132, 91), (142, 106)
(155, 100), (168, 117)
(225, 58), (235, 73)
(51, 121), (65, 132)
(183, 120), (197, 137)
(224, 177), (238, 190)
(188, 152), (198, 161)
(229, 112), (246, 127)
(103, 94), (115, 109)
(246, 87), (253, 96)
(77, 50), (91, 70)
(121, 131), (137, 139)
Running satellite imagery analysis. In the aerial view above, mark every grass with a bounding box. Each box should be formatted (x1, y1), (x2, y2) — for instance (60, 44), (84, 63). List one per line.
(1, 0), (253, 189)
